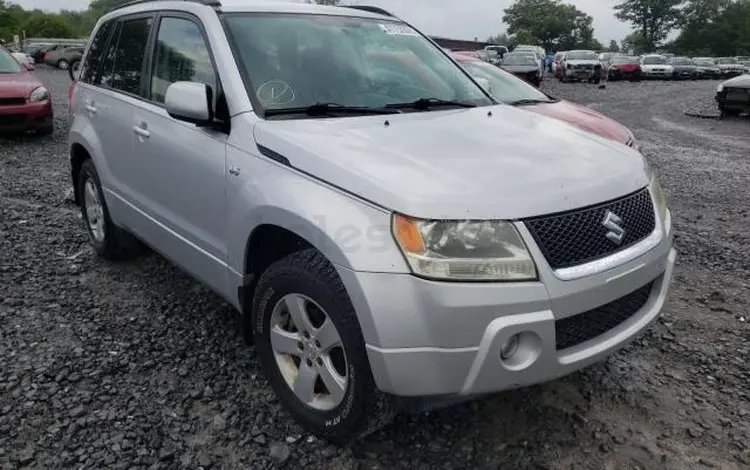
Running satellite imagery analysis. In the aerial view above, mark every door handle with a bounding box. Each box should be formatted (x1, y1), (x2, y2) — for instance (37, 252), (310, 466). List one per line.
(84, 100), (97, 114)
(133, 123), (150, 139)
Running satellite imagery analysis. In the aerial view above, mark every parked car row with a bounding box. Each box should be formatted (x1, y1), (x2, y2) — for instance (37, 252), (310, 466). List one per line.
(63, 1), (675, 443)
(550, 51), (748, 83)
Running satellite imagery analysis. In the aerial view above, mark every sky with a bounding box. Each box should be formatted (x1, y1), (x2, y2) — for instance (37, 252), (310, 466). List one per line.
(11, 0), (631, 43)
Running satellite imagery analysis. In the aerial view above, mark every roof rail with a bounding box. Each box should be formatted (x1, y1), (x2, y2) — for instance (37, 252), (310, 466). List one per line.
(345, 5), (397, 18)
(110, 0), (220, 12)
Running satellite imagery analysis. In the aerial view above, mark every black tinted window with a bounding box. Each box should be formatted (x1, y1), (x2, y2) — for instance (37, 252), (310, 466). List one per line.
(100, 16), (153, 95)
(81, 22), (113, 84)
(150, 16), (216, 104)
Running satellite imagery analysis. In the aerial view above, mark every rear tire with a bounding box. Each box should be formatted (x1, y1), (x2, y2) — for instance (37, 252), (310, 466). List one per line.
(253, 249), (395, 444)
(76, 159), (140, 260)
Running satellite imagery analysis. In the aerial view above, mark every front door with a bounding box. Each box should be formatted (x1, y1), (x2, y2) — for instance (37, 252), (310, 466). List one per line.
(127, 14), (229, 297)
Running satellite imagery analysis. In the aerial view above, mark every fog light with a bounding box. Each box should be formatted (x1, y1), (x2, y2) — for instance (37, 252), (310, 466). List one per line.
(500, 334), (520, 360)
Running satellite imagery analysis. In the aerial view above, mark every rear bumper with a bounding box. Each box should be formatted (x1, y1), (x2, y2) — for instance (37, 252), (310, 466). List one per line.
(0, 101), (53, 133)
(340, 202), (676, 397)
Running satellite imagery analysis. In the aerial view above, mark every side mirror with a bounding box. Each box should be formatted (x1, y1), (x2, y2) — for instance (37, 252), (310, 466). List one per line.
(165, 81), (213, 125)
(23, 62), (34, 71)
(474, 77), (492, 93)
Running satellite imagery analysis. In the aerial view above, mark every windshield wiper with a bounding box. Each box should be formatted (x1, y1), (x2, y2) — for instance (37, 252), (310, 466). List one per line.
(385, 98), (476, 111)
(265, 102), (401, 117)
(507, 98), (553, 106)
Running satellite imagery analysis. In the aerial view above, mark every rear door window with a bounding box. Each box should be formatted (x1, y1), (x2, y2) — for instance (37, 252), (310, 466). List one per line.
(99, 16), (154, 96)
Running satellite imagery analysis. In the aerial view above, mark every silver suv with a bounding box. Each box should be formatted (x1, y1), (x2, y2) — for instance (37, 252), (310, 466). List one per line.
(68, 0), (676, 443)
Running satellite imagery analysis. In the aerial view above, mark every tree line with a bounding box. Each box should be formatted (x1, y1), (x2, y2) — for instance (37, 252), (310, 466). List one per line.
(493, 0), (749, 56)
(1, 0), (747, 57)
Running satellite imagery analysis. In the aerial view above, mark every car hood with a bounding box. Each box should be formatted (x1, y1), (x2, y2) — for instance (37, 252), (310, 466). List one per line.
(673, 65), (696, 70)
(723, 75), (750, 88)
(718, 63), (743, 69)
(252, 105), (647, 220)
(522, 100), (631, 145)
(642, 63), (672, 69)
(0, 72), (40, 97)
(566, 60), (599, 66)
(610, 63), (639, 72)
(501, 65), (538, 72)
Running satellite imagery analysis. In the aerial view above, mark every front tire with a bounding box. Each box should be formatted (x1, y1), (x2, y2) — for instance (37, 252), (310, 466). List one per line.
(253, 249), (394, 444)
(76, 159), (139, 260)
(57, 59), (69, 70)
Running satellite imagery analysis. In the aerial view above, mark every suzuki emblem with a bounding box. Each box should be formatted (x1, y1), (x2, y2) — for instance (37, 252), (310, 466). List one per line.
(602, 210), (626, 245)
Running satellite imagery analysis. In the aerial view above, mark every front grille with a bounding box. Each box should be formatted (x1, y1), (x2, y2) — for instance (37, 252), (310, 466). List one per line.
(555, 281), (654, 350)
(0, 97), (26, 106)
(524, 188), (656, 269)
(0, 114), (25, 126)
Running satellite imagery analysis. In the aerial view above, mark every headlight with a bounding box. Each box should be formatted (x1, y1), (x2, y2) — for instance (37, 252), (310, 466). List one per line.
(392, 214), (537, 281)
(29, 86), (49, 102)
(717, 83), (724, 92)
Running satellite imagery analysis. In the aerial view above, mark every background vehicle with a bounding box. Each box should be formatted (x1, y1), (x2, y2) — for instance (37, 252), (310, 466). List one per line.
(553, 51), (567, 77)
(669, 57), (698, 80)
(0, 46), (53, 135)
(514, 45), (546, 76)
(560, 50), (602, 83)
(716, 57), (745, 78)
(44, 46), (84, 70)
(607, 55), (641, 81)
(693, 58), (722, 79)
(11, 52), (34, 70)
(716, 75), (750, 116)
(640, 55), (674, 80)
(453, 52), (638, 146)
(484, 44), (508, 60)
(499, 52), (543, 86)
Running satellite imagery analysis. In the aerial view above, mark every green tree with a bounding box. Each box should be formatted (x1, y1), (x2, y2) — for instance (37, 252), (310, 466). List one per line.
(22, 12), (76, 38)
(671, 0), (750, 56)
(503, 0), (599, 51)
(609, 39), (621, 52)
(613, 0), (684, 51)
(487, 32), (510, 45)
(621, 31), (650, 54)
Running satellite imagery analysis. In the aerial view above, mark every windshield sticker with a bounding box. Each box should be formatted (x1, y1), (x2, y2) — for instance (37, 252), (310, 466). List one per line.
(379, 23), (418, 36)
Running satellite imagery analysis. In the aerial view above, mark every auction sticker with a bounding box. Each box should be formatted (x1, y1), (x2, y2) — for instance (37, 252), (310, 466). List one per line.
(379, 23), (419, 36)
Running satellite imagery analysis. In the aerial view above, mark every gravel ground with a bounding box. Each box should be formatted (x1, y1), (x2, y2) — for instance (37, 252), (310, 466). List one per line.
(1, 68), (749, 470)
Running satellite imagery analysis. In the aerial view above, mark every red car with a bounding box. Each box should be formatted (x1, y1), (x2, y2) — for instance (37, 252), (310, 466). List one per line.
(606, 55), (642, 81)
(452, 52), (636, 147)
(0, 46), (53, 135)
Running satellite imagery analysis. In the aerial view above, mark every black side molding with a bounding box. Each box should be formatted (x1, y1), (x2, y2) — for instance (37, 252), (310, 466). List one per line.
(257, 145), (291, 166)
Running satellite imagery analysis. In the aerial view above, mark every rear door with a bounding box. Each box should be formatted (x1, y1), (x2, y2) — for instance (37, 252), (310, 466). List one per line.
(127, 12), (230, 296)
(75, 14), (156, 228)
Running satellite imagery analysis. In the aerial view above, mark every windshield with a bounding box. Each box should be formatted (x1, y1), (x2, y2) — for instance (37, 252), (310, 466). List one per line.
(566, 51), (598, 60)
(643, 56), (667, 65)
(612, 56), (638, 64)
(502, 54), (538, 66)
(0, 49), (22, 73)
(224, 14), (492, 116)
(717, 58), (736, 64)
(672, 58), (693, 65)
(458, 59), (551, 103)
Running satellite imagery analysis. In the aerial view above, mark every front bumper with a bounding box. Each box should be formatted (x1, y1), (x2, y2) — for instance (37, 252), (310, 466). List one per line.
(565, 68), (597, 79)
(340, 198), (676, 398)
(0, 101), (53, 133)
(717, 89), (750, 113)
